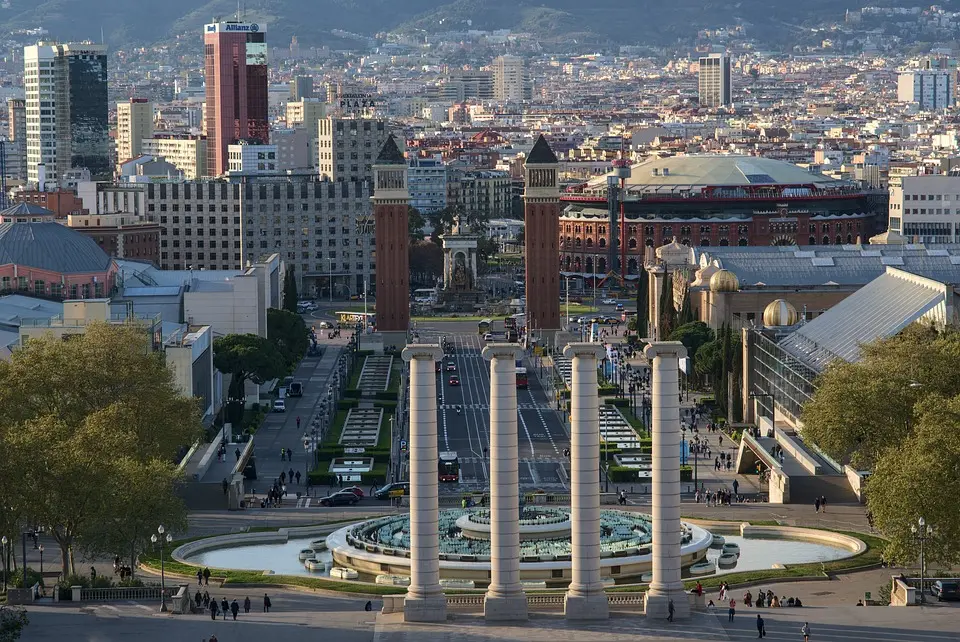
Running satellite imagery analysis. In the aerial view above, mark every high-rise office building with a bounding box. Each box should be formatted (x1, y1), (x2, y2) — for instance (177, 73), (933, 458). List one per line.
(493, 55), (532, 102)
(317, 117), (389, 182)
(116, 98), (154, 164)
(289, 75), (314, 101)
(698, 53), (732, 108)
(24, 42), (110, 185)
(203, 21), (269, 178)
(6, 98), (27, 182)
(897, 70), (955, 110)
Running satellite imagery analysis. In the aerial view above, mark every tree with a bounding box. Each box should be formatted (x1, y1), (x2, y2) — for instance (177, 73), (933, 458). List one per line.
(635, 272), (649, 338)
(213, 334), (286, 426)
(0, 606), (28, 641)
(801, 324), (960, 469)
(267, 308), (310, 369)
(282, 268), (299, 313)
(77, 457), (187, 575)
(409, 239), (443, 286)
(428, 207), (457, 245)
(866, 394), (960, 566)
(0, 323), (203, 576)
(668, 321), (714, 373)
(407, 206), (426, 241)
(658, 273), (676, 338)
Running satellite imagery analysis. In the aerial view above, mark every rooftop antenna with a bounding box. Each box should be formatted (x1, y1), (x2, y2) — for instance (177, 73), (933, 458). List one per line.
(100, 25), (104, 44)
(236, 1), (241, 21)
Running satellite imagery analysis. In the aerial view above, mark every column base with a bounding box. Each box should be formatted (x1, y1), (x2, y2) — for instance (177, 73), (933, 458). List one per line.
(483, 593), (528, 621)
(644, 589), (690, 620)
(403, 594), (447, 623)
(564, 591), (609, 620)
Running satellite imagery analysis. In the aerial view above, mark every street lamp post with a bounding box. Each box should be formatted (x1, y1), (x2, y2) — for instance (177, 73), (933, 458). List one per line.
(912, 517), (934, 604)
(151, 525), (173, 612)
(38, 545), (43, 577)
(327, 258), (334, 303)
(1, 535), (7, 593)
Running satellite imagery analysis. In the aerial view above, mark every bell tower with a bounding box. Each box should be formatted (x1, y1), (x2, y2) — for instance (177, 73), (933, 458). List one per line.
(523, 135), (561, 346)
(372, 134), (410, 346)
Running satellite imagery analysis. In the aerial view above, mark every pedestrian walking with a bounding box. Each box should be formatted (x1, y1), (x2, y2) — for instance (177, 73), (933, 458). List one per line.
(296, 471), (302, 485)
(235, 447), (241, 461)
(364, 601), (373, 612)
(203, 567), (211, 585)
(244, 596), (251, 613)
(280, 447), (286, 461)
(230, 599), (240, 620)
(263, 593), (272, 612)
(195, 589), (202, 608)
(337, 474), (343, 488)
(728, 598), (736, 622)
(296, 416), (301, 429)
(667, 599), (675, 622)
(197, 569), (203, 586)
(814, 497), (821, 513)
(801, 622), (810, 641)
(820, 495), (827, 512)
(756, 614), (765, 638)
(203, 591), (210, 607)
(289, 468), (294, 482)
(209, 600), (219, 620)
(221, 598), (229, 620)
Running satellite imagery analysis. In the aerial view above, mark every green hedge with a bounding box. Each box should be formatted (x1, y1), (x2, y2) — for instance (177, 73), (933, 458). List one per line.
(680, 466), (692, 482)
(598, 385), (619, 396)
(374, 390), (398, 401)
(604, 398), (630, 407)
(343, 388), (362, 399)
(337, 398), (359, 410)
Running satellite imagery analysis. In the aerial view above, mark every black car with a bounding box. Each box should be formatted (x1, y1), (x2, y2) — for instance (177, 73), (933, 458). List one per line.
(373, 482), (409, 500)
(931, 580), (960, 601)
(318, 492), (359, 507)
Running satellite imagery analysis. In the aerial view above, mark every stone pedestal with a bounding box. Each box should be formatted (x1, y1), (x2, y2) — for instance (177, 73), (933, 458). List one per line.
(482, 343), (528, 622)
(401, 344), (447, 623)
(642, 340), (690, 620)
(563, 342), (609, 620)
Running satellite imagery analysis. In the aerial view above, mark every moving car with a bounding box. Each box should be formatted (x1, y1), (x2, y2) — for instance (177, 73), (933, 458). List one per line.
(341, 486), (365, 498)
(318, 492), (359, 507)
(601, 298), (617, 305)
(615, 303), (625, 311)
(931, 580), (960, 601)
(318, 321), (333, 329)
(288, 381), (303, 397)
(448, 375), (460, 386)
(272, 399), (286, 412)
(373, 482), (409, 500)
(483, 332), (494, 341)
(446, 362), (457, 371)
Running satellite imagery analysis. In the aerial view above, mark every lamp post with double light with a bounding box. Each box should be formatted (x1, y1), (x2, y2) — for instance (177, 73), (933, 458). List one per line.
(151, 525), (173, 612)
(912, 517), (934, 604)
(1, 535), (7, 593)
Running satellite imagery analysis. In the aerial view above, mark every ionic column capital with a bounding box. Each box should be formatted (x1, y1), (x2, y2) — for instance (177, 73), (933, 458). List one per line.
(642, 340), (687, 360)
(482, 343), (523, 362)
(402, 344), (443, 362)
(563, 342), (605, 361)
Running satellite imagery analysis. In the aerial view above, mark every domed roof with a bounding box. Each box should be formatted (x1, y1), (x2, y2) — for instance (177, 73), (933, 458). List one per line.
(709, 269), (740, 292)
(763, 299), (799, 327)
(586, 154), (848, 191)
(0, 221), (113, 274)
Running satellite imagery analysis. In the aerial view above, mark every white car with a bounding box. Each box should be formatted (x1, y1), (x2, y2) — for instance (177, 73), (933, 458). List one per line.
(273, 399), (286, 412)
(602, 298), (618, 305)
(483, 332), (494, 341)
(318, 321), (333, 329)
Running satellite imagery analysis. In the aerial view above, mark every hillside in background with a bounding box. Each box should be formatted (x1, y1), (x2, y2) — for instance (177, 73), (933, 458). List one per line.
(0, 0), (930, 49)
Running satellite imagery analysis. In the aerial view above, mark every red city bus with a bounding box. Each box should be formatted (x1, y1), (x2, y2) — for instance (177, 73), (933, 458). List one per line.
(515, 366), (528, 389)
(439, 451), (459, 482)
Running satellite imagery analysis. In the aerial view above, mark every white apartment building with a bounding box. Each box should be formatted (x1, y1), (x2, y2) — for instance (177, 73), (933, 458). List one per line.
(699, 53), (732, 108)
(228, 143), (278, 174)
(888, 174), (960, 243)
(116, 98), (154, 164)
(897, 70), (955, 110)
(408, 154), (447, 213)
(286, 99), (327, 130)
(141, 135), (207, 180)
(317, 117), (390, 182)
(493, 55), (532, 102)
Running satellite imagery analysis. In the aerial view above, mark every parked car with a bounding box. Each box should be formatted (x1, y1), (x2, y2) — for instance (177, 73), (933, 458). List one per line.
(318, 492), (359, 507)
(341, 486), (365, 498)
(374, 482), (409, 500)
(272, 399), (286, 412)
(931, 580), (960, 601)
(318, 321), (333, 329)
(448, 375), (460, 386)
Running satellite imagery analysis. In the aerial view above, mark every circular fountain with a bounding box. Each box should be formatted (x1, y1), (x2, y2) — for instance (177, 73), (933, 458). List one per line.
(326, 507), (712, 586)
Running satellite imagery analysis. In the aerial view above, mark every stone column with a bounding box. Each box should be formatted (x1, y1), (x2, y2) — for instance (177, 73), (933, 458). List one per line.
(401, 344), (446, 623)
(482, 343), (528, 621)
(642, 340), (690, 620)
(563, 342), (609, 620)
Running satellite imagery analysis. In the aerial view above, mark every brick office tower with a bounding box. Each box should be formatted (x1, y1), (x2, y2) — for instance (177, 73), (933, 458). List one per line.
(524, 135), (562, 346)
(372, 135), (410, 347)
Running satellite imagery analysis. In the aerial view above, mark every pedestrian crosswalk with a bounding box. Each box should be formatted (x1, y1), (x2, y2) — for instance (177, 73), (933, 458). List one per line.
(440, 403), (545, 411)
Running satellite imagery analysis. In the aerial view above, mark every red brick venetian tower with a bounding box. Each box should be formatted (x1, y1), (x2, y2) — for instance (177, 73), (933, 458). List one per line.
(372, 135), (410, 345)
(523, 135), (561, 345)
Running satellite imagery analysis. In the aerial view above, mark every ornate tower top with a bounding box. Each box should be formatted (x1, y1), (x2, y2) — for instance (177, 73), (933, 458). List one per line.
(372, 134), (408, 201)
(523, 134), (559, 200)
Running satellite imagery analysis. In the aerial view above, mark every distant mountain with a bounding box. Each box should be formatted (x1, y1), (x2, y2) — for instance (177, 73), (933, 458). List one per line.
(0, 0), (927, 49)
